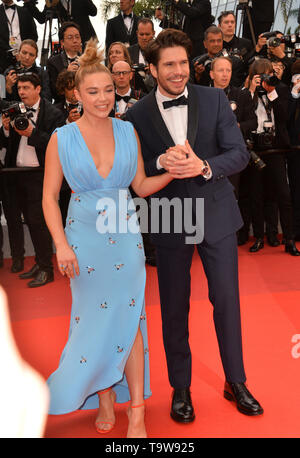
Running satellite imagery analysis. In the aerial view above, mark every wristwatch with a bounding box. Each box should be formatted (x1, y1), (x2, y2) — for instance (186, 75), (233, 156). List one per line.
(201, 159), (210, 178)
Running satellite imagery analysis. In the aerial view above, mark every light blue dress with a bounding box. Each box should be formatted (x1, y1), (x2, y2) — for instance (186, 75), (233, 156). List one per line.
(47, 119), (151, 415)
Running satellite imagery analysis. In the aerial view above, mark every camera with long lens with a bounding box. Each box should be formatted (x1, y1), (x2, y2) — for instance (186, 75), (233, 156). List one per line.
(262, 31), (300, 58)
(0, 100), (33, 130)
(251, 121), (276, 150)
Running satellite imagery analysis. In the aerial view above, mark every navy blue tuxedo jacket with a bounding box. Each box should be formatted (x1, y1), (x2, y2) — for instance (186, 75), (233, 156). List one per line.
(126, 84), (250, 247)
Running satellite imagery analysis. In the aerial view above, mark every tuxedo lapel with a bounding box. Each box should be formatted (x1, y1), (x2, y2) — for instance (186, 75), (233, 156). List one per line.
(0, 5), (10, 42)
(146, 89), (175, 148)
(186, 83), (199, 149)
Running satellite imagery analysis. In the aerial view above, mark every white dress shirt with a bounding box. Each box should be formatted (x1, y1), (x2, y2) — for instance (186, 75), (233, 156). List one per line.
(16, 99), (40, 167)
(156, 86), (188, 147)
(155, 86), (212, 179)
(255, 89), (277, 133)
(115, 88), (131, 115)
(5, 2), (21, 51)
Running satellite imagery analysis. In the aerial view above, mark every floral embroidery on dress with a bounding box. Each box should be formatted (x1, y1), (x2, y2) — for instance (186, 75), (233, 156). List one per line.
(75, 316), (80, 323)
(80, 356), (87, 364)
(117, 346), (124, 353)
(100, 302), (108, 309)
(129, 299), (135, 307)
(86, 266), (95, 274)
(68, 217), (75, 225)
(114, 263), (124, 270)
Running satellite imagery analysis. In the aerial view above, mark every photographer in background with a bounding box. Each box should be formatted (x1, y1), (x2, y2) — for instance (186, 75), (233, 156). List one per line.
(217, 10), (254, 66)
(4, 39), (51, 101)
(287, 61), (300, 241)
(155, 0), (212, 58)
(46, 21), (82, 103)
(54, 69), (81, 225)
(243, 0), (274, 42)
(23, 0), (97, 47)
(193, 26), (247, 88)
(128, 18), (155, 93)
(111, 60), (145, 118)
(0, 0), (37, 73)
(245, 58), (299, 256)
(0, 72), (65, 284)
(255, 31), (295, 86)
(210, 56), (257, 246)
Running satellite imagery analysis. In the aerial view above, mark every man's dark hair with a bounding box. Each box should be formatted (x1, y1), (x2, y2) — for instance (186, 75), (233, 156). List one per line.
(217, 10), (235, 25)
(58, 21), (81, 41)
(145, 28), (192, 67)
(137, 17), (154, 31)
(56, 69), (76, 95)
(204, 26), (223, 41)
(17, 72), (41, 88)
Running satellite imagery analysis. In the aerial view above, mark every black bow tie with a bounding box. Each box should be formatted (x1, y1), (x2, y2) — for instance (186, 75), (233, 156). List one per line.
(5, 4), (16, 10)
(116, 94), (131, 103)
(123, 13), (132, 19)
(26, 106), (36, 113)
(162, 95), (188, 110)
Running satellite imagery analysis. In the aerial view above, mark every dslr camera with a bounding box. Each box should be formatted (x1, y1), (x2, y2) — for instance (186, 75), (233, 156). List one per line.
(66, 101), (83, 114)
(0, 100), (33, 130)
(251, 121), (275, 150)
(262, 31), (300, 58)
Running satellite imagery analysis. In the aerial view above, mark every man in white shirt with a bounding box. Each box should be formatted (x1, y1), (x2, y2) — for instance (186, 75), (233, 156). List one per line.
(126, 28), (263, 423)
(0, 72), (65, 284)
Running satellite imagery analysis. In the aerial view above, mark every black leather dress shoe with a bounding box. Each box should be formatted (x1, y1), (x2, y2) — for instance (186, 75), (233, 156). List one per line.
(285, 240), (300, 256)
(224, 382), (264, 416)
(249, 238), (264, 253)
(267, 234), (280, 247)
(19, 263), (40, 279)
(28, 270), (54, 288)
(11, 259), (24, 273)
(170, 388), (195, 423)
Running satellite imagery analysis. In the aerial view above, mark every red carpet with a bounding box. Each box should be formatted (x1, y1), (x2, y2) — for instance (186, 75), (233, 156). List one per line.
(1, 241), (300, 438)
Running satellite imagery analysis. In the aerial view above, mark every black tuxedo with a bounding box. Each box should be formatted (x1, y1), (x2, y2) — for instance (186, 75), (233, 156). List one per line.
(105, 13), (140, 52)
(0, 4), (38, 72)
(24, 0), (97, 46)
(243, 0), (275, 42)
(161, 0), (213, 58)
(47, 50), (73, 102)
(250, 83), (294, 240)
(0, 98), (65, 269)
(126, 84), (249, 388)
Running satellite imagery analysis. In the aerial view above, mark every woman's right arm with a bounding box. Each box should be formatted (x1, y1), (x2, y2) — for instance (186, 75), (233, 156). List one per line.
(42, 133), (79, 278)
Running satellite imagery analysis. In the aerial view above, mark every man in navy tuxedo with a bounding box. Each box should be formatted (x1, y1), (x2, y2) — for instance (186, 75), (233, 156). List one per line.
(126, 29), (263, 423)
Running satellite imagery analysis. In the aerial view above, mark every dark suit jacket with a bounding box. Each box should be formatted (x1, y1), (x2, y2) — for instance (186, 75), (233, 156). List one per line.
(24, 0), (97, 46)
(0, 4), (38, 72)
(46, 50), (71, 102)
(1, 97), (65, 169)
(126, 83), (250, 246)
(227, 86), (257, 140)
(174, 0), (212, 57)
(105, 13), (140, 52)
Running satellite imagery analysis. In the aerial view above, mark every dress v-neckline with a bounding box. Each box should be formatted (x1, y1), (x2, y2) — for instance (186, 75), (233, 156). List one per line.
(74, 119), (117, 181)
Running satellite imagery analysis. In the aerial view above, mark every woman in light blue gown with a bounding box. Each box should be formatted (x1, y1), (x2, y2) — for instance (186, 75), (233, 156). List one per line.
(42, 40), (175, 438)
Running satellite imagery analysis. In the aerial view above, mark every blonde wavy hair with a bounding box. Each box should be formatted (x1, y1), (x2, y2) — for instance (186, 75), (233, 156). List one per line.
(75, 39), (112, 88)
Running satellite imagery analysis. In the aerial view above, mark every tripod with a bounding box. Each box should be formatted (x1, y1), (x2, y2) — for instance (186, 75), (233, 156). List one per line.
(236, 1), (256, 48)
(40, 5), (63, 68)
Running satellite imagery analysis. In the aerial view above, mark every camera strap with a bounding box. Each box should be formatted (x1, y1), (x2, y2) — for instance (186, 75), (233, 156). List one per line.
(258, 93), (273, 123)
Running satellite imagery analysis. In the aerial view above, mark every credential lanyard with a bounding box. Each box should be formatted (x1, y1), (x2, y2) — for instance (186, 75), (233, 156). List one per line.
(6, 8), (17, 36)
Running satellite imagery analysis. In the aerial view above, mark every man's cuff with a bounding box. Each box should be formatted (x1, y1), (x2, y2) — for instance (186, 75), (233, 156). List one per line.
(156, 155), (163, 170)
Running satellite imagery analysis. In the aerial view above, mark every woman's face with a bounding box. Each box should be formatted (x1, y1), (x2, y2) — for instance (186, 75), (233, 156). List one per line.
(75, 72), (115, 119)
(109, 44), (125, 66)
